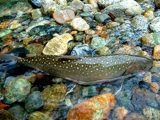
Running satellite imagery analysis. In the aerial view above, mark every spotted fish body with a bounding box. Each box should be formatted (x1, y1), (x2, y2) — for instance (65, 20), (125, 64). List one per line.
(17, 55), (152, 85)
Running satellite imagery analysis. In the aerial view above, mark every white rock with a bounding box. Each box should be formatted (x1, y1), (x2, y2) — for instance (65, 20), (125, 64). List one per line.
(71, 17), (90, 31)
(104, 0), (142, 16)
(42, 0), (60, 13)
(43, 33), (73, 55)
(97, 0), (121, 7)
(150, 17), (160, 32)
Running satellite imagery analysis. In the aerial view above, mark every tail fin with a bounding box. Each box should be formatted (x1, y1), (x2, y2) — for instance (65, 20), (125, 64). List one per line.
(0, 54), (19, 71)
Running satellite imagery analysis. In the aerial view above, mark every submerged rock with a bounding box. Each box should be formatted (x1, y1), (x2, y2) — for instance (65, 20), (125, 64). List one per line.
(0, 110), (16, 120)
(150, 17), (160, 32)
(67, 93), (115, 120)
(4, 76), (31, 104)
(25, 91), (44, 112)
(8, 105), (28, 120)
(103, 0), (142, 16)
(42, 84), (67, 111)
(29, 111), (51, 120)
(53, 9), (75, 24)
(43, 33), (73, 55)
(71, 44), (95, 56)
(71, 17), (90, 31)
(143, 107), (160, 120)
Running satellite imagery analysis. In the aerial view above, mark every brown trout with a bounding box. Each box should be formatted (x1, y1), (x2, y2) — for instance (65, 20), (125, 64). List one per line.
(0, 54), (152, 85)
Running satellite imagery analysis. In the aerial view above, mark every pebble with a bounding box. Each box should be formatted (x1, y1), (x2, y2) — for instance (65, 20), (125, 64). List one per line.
(42, 0), (60, 13)
(43, 33), (73, 55)
(125, 113), (145, 120)
(112, 107), (128, 120)
(153, 45), (160, 59)
(97, 0), (121, 7)
(88, 0), (98, 8)
(155, 0), (160, 8)
(94, 12), (109, 23)
(25, 91), (44, 112)
(103, 0), (142, 16)
(26, 43), (44, 56)
(131, 15), (148, 30)
(143, 72), (152, 83)
(8, 105), (28, 120)
(91, 36), (108, 49)
(71, 44), (95, 56)
(143, 10), (154, 20)
(70, 0), (84, 11)
(97, 46), (111, 55)
(143, 107), (160, 120)
(42, 84), (67, 111)
(141, 32), (160, 46)
(29, 0), (43, 7)
(4, 76), (31, 104)
(0, 110), (16, 120)
(53, 9), (75, 24)
(28, 111), (51, 120)
(31, 9), (42, 19)
(70, 17), (90, 31)
(150, 17), (160, 32)
(82, 86), (98, 97)
(0, 29), (12, 38)
(150, 82), (159, 93)
(67, 93), (115, 120)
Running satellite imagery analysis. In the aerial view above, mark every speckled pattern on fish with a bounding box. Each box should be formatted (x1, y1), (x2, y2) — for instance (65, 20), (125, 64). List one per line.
(17, 55), (152, 85)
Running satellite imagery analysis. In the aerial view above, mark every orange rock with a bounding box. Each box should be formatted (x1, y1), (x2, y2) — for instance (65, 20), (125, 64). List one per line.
(53, 9), (75, 24)
(153, 45), (160, 60)
(113, 107), (128, 120)
(67, 93), (115, 120)
(0, 21), (10, 30)
(0, 101), (9, 110)
(150, 82), (159, 93)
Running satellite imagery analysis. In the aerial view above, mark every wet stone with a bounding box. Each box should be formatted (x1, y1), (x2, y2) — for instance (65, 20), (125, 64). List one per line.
(29, 0), (43, 7)
(8, 105), (28, 120)
(150, 17), (160, 32)
(4, 76), (31, 104)
(25, 91), (44, 112)
(143, 107), (160, 120)
(131, 15), (148, 30)
(71, 44), (95, 56)
(31, 9), (42, 19)
(94, 12), (110, 23)
(82, 86), (98, 97)
(125, 113), (145, 120)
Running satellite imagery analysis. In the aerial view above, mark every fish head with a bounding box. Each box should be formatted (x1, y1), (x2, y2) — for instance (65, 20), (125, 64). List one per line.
(125, 57), (153, 74)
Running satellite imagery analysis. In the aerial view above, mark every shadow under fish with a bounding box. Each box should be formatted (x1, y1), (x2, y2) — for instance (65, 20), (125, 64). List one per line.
(0, 54), (153, 85)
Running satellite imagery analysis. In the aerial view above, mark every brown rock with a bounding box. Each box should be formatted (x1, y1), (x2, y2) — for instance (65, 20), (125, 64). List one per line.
(53, 9), (75, 24)
(155, 0), (160, 8)
(67, 93), (115, 120)
(153, 45), (160, 59)
(113, 107), (128, 120)
(125, 113), (145, 120)
(150, 82), (159, 93)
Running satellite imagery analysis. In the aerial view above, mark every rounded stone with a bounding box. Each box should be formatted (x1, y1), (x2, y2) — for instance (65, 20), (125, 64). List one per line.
(43, 33), (73, 55)
(25, 91), (44, 112)
(131, 15), (148, 30)
(91, 36), (108, 49)
(53, 9), (75, 24)
(71, 17), (90, 31)
(4, 76), (31, 104)
(150, 17), (160, 32)
(155, 0), (160, 8)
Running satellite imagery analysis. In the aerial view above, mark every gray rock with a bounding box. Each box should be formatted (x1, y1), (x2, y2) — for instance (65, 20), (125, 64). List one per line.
(8, 105), (28, 120)
(25, 91), (44, 112)
(91, 36), (108, 49)
(71, 44), (95, 56)
(150, 17), (160, 32)
(103, 0), (142, 17)
(131, 15), (148, 30)
(94, 12), (109, 23)
(4, 76), (31, 104)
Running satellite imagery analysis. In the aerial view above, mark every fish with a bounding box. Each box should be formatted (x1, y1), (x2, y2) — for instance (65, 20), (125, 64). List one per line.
(0, 54), (152, 85)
